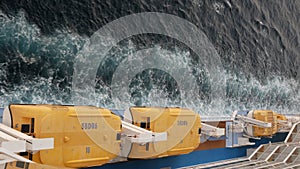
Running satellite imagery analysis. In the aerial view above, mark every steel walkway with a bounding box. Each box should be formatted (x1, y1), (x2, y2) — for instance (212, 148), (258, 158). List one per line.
(180, 121), (300, 169)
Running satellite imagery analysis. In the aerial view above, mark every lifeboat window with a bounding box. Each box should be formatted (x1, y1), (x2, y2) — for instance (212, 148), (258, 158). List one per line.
(31, 118), (35, 133)
(86, 147), (90, 154)
(29, 153), (32, 160)
(21, 124), (30, 133)
(19, 152), (28, 156)
(16, 161), (25, 168)
(140, 122), (146, 128)
(116, 133), (121, 140)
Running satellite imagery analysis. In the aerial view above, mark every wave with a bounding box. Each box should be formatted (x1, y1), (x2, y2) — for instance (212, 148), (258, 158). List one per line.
(0, 10), (299, 116)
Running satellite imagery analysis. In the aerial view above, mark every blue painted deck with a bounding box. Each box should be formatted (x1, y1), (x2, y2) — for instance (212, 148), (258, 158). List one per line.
(88, 132), (287, 169)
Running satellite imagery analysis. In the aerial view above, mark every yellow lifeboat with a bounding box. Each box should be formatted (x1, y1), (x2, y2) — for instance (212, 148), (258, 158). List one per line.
(247, 110), (287, 137)
(127, 107), (201, 158)
(4, 104), (122, 168)
(5, 161), (69, 169)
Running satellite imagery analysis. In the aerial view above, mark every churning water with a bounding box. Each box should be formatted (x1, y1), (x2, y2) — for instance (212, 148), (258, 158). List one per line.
(0, 1), (299, 116)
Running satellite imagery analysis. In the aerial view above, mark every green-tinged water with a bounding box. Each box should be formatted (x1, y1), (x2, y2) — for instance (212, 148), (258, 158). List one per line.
(0, 0), (299, 115)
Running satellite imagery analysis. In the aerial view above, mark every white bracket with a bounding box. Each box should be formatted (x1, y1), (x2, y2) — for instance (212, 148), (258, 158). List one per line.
(0, 131), (25, 153)
(0, 147), (32, 164)
(201, 123), (225, 137)
(121, 121), (167, 144)
(0, 123), (54, 153)
(235, 115), (271, 128)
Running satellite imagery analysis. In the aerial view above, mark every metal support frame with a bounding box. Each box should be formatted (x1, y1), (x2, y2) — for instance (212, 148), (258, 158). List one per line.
(0, 123), (53, 153)
(235, 115), (272, 128)
(121, 121), (167, 144)
(0, 123), (54, 164)
(201, 123), (225, 138)
(0, 147), (32, 164)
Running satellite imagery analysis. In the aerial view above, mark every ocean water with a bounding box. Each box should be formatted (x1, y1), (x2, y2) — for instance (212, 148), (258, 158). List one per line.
(0, 0), (299, 116)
